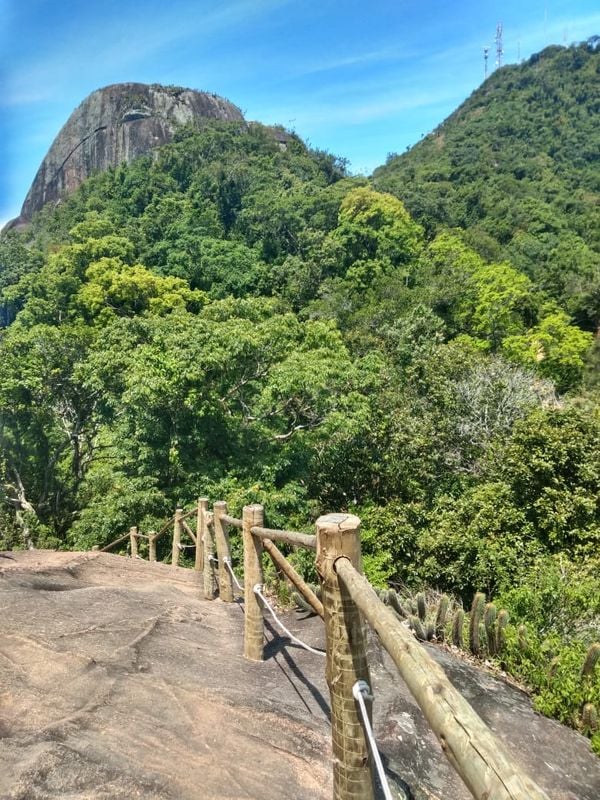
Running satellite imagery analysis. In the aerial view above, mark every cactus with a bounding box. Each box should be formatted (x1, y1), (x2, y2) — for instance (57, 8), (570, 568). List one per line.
(582, 643), (600, 678)
(548, 656), (560, 680)
(469, 592), (486, 656)
(518, 624), (528, 653)
(582, 703), (598, 732)
(384, 588), (409, 616)
(479, 622), (487, 654)
(495, 609), (509, 654)
(484, 603), (497, 656)
(435, 595), (449, 641)
(410, 615), (426, 641)
(426, 622), (435, 641)
(387, 590), (410, 619)
(377, 588), (391, 605)
(452, 608), (464, 649)
(416, 592), (427, 622)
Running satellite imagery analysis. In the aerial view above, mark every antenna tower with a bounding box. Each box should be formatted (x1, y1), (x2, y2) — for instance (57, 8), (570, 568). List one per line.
(495, 22), (503, 68)
(483, 46), (489, 79)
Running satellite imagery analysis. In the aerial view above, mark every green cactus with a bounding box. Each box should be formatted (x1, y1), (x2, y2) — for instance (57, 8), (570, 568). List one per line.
(548, 656), (560, 679)
(426, 622), (435, 641)
(518, 624), (528, 653)
(410, 615), (426, 641)
(495, 609), (509, 654)
(435, 595), (449, 641)
(582, 643), (600, 678)
(479, 622), (487, 654)
(484, 603), (497, 656)
(416, 592), (427, 622)
(582, 703), (598, 732)
(387, 590), (410, 619)
(469, 592), (486, 656)
(452, 608), (464, 649)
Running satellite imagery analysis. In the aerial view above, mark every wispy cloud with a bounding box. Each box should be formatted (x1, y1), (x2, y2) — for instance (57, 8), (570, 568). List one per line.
(254, 84), (463, 131)
(292, 43), (423, 78)
(516, 11), (600, 52)
(5, 0), (292, 107)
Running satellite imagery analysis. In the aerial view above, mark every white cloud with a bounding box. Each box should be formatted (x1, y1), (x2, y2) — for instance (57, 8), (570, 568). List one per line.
(6, 0), (292, 107)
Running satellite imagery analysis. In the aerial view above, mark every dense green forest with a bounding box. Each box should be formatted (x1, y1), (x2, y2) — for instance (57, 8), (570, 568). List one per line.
(375, 39), (600, 335)
(1, 40), (599, 749)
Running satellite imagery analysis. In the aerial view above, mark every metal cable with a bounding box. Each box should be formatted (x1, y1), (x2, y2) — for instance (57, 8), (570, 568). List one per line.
(223, 557), (243, 591)
(352, 681), (394, 800)
(253, 584), (325, 657)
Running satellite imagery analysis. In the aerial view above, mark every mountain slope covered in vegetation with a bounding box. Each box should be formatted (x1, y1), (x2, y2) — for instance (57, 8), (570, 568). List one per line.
(374, 39), (600, 331)
(0, 49), (599, 750)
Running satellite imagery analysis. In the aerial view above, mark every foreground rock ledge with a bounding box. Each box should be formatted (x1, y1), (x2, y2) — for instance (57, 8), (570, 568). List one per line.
(1, 551), (598, 800)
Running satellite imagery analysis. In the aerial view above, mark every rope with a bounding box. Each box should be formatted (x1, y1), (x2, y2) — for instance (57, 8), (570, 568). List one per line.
(352, 681), (394, 800)
(253, 584), (325, 657)
(223, 558), (243, 591)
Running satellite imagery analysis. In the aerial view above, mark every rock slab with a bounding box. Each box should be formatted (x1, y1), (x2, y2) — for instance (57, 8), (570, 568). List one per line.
(1, 551), (599, 800)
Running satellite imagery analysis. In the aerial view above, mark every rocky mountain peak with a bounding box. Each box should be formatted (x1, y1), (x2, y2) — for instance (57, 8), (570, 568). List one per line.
(8, 83), (244, 229)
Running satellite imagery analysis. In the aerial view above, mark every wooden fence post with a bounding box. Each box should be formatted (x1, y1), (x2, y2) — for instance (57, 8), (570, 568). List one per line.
(316, 513), (374, 800)
(213, 501), (234, 602)
(129, 526), (138, 559)
(195, 498), (208, 573)
(148, 532), (157, 562)
(172, 507), (183, 567)
(203, 510), (215, 600)
(243, 504), (264, 661)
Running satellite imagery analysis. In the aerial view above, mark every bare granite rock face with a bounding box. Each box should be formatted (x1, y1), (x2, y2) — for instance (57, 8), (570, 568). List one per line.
(9, 83), (244, 228)
(1, 551), (599, 800)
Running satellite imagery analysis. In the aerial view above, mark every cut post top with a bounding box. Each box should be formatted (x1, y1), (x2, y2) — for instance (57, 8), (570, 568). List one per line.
(316, 513), (361, 533)
(316, 513), (362, 581)
(244, 503), (264, 515)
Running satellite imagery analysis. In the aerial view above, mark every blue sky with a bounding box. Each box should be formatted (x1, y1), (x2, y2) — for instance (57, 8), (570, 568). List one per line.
(2, 0), (599, 224)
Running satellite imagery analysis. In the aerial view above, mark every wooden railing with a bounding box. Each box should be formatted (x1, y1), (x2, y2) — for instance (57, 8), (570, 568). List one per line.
(98, 502), (550, 800)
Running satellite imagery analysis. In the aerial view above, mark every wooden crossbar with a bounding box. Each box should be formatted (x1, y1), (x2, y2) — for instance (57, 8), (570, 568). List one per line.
(99, 532), (129, 552)
(262, 538), (323, 619)
(221, 513), (243, 528)
(250, 526), (316, 550)
(181, 519), (197, 544)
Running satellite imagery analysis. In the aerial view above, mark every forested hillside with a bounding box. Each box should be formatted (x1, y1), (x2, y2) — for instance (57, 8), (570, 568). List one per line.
(375, 39), (600, 333)
(1, 46), (599, 749)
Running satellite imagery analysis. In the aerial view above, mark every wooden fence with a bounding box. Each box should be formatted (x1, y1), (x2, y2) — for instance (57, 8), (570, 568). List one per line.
(100, 501), (550, 800)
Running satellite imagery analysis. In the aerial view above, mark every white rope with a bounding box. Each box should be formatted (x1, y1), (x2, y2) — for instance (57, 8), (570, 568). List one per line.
(253, 584), (325, 657)
(224, 557), (243, 591)
(352, 681), (394, 800)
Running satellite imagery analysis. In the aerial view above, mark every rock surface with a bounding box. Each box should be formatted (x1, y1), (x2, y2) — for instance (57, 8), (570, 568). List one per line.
(1, 551), (599, 800)
(8, 83), (243, 228)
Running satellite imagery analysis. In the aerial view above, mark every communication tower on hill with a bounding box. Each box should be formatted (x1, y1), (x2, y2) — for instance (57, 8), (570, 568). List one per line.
(483, 46), (489, 79)
(495, 22), (504, 68)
